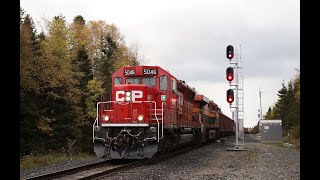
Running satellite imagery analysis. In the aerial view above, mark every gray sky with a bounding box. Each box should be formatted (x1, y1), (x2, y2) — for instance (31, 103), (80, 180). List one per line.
(20, 0), (300, 128)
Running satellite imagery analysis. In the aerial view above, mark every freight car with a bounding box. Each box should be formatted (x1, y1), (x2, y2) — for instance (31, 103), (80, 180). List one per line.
(93, 65), (234, 159)
(218, 111), (236, 138)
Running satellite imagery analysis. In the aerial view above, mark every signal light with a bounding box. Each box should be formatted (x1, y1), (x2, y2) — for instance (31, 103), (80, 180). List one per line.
(226, 45), (234, 60)
(227, 89), (234, 103)
(226, 67), (234, 82)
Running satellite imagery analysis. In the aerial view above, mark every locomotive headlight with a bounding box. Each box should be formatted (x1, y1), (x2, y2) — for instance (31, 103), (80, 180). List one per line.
(104, 115), (109, 121)
(137, 115), (143, 121)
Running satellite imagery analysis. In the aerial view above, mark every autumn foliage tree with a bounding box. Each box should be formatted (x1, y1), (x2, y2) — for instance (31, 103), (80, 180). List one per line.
(20, 8), (144, 155)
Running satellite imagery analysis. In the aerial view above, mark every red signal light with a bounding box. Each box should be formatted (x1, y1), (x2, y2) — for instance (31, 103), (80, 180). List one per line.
(227, 89), (234, 103)
(226, 67), (234, 82)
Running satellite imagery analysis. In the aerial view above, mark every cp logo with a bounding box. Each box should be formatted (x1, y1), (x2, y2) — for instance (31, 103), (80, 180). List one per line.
(116, 90), (143, 101)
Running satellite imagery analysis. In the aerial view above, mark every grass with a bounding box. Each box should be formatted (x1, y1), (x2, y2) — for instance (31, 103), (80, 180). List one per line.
(261, 137), (300, 152)
(292, 138), (300, 151)
(283, 136), (300, 152)
(20, 152), (95, 170)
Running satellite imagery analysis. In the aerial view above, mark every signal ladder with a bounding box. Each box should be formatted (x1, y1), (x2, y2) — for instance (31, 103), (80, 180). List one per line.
(237, 57), (244, 142)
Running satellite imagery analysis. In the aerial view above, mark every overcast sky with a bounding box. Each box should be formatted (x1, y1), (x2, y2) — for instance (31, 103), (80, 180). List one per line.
(20, 0), (300, 128)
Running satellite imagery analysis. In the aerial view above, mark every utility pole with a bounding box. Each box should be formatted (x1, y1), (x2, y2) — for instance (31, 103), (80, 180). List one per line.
(259, 88), (262, 121)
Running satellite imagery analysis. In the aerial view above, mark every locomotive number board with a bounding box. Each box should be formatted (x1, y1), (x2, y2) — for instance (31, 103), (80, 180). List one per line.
(143, 69), (157, 75)
(124, 69), (136, 76)
(124, 68), (157, 76)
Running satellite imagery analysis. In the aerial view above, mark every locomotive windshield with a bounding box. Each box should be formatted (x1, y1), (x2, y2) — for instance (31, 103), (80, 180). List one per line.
(114, 77), (122, 85)
(126, 78), (139, 84)
(160, 75), (168, 90)
(142, 77), (156, 87)
(125, 77), (156, 87)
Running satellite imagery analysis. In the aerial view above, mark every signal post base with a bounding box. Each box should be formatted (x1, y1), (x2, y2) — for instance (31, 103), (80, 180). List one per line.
(226, 146), (246, 151)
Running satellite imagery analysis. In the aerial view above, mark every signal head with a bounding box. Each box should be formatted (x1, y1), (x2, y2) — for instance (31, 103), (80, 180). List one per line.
(226, 89), (234, 103)
(226, 45), (234, 60)
(226, 67), (234, 82)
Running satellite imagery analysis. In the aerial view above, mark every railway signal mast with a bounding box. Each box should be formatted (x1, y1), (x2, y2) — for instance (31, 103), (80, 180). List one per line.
(225, 45), (245, 151)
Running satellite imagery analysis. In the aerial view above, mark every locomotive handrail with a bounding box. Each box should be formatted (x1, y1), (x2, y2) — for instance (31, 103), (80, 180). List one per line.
(199, 114), (204, 133)
(93, 117), (98, 143)
(192, 113), (204, 132)
(95, 101), (162, 142)
(160, 102), (165, 139)
(148, 101), (160, 142)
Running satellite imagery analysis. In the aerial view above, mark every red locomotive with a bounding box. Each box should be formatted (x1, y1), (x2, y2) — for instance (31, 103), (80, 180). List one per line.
(93, 66), (235, 159)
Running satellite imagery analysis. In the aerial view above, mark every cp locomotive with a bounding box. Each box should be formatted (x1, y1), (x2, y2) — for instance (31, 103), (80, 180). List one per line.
(93, 65), (234, 159)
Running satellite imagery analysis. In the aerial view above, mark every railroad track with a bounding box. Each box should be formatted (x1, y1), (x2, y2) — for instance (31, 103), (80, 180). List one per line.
(23, 144), (204, 180)
(22, 159), (137, 180)
(88, 145), (201, 180)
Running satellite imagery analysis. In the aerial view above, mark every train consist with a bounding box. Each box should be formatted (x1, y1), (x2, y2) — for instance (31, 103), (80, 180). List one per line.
(93, 66), (235, 159)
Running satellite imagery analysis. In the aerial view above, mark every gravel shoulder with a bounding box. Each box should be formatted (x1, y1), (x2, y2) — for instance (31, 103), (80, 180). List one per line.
(102, 134), (300, 180)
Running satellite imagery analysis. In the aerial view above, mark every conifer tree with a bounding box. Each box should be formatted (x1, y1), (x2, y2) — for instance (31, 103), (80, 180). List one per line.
(263, 70), (300, 139)
(43, 15), (81, 150)
(20, 10), (44, 154)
